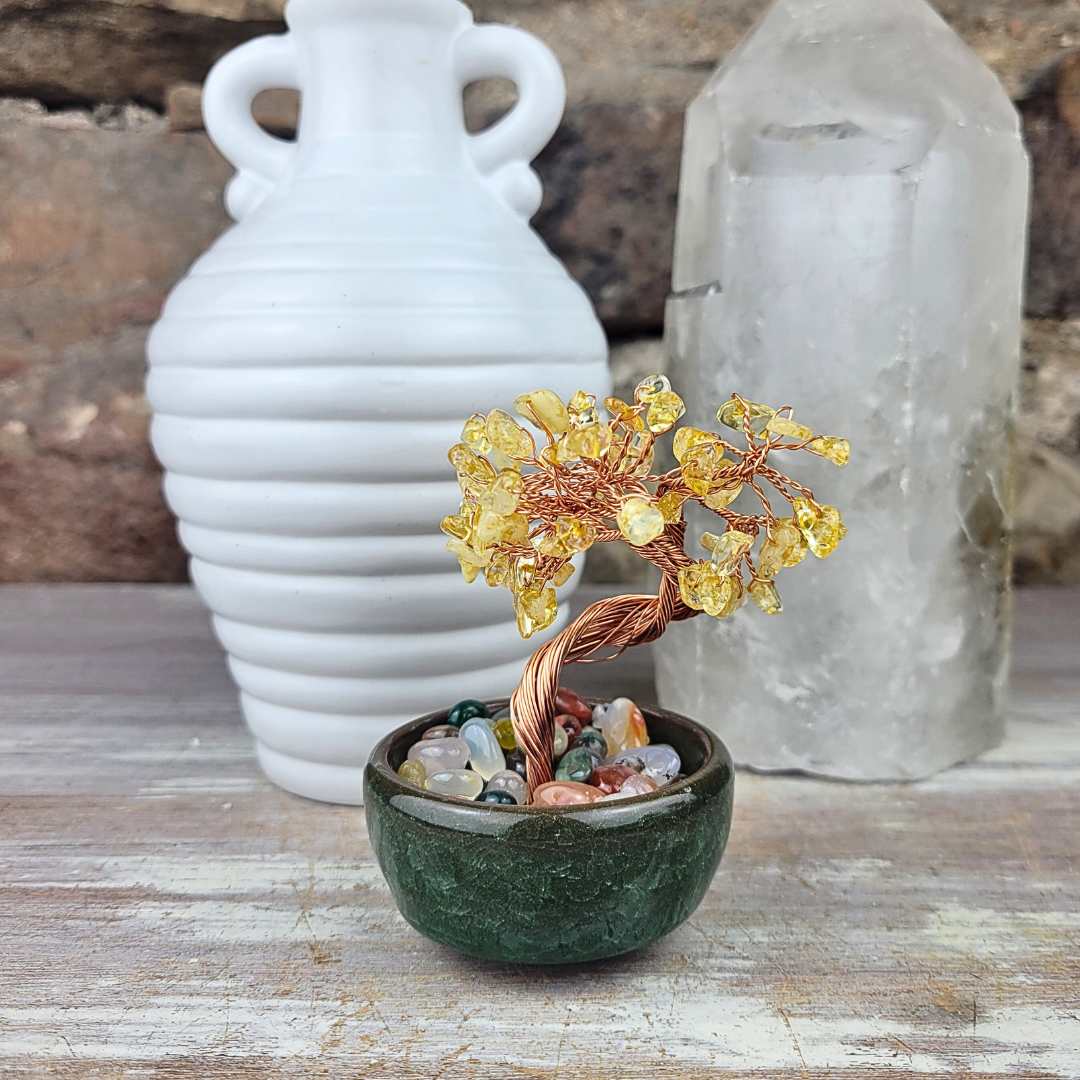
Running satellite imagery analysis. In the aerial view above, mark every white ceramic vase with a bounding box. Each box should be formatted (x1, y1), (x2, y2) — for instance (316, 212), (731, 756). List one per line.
(147, 0), (609, 804)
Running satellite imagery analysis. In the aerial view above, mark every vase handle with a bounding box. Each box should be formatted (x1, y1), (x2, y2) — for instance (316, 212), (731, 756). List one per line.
(453, 24), (566, 218)
(202, 33), (300, 222)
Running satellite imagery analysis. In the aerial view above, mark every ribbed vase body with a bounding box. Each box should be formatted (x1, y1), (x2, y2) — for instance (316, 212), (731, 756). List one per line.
(148, 0), (609, 803)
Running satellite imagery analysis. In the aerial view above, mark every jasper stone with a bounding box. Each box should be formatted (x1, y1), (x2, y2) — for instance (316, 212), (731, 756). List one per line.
(447, 699), (490, 728)
(555, 746), (594, 785)
(557, 714), (583, 742)
(366, 698), (734, 964)
(554, 687), (593, 724)
(531, 781), (603, 806)
(590, 764), (638, 795)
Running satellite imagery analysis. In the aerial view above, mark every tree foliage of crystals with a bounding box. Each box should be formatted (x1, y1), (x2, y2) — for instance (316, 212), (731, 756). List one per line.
(441, 377), (850, 638)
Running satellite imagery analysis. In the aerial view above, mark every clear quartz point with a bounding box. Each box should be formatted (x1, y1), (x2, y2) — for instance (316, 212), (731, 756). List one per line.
(655, 0), (1030, 779)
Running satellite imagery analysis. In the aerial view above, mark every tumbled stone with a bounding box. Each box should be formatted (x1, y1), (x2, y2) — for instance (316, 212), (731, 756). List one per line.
(572, 728), (608, 762)
(590, 764), (638, 795)
(421, 724), (460, 741)
(493, 718), (518, 751)
(557, 713), (583, 743)
(552, 722), (569, 759)
(531, 781), (604, 806)
(396, 759), (427, 787)
(447, 699), (490, 728)
(484, 770), (528, 806)
(479, 789), (516, 805)
(460, 717), (506, 780)
(504, 749), (528, 779)
(425, 769), (484, 800)
(611, 743), (682, 784)
(555, 746), (594, 785)
(555, 687), (593, 723)
(594, 698), (649, 756)
(408, 738), (470, 776)
(599, 773), (659, 800)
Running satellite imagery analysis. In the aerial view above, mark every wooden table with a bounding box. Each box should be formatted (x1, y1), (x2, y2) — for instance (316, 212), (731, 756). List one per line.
(0, 585), (1077, 1078)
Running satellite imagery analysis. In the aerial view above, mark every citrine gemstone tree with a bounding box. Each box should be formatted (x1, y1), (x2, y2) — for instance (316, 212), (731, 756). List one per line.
(440, 377), (849, 793)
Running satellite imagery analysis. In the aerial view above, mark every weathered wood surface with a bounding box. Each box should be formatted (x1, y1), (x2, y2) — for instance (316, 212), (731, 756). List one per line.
(0, 584), (1077, 1078)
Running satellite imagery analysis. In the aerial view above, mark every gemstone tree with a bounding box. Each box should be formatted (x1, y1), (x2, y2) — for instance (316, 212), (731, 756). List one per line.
(659, 0), (1029, 779)
(441, 377), (848, 795)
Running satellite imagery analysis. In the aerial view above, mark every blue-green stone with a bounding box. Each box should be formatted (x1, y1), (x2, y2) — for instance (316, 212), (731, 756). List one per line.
(554, 746), (594, 784)
(478, 789), (516, 805)
(572, 729), (608, 759)
(446, 699), (490, 728)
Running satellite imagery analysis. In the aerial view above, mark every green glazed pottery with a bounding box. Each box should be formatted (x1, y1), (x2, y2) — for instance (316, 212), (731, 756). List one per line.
(364, 700), (734, 964)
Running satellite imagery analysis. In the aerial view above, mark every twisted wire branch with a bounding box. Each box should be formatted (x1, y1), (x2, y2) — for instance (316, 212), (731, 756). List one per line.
(509, 521), (698, 795)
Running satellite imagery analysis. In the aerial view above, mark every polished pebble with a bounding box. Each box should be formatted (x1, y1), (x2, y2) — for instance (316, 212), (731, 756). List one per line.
(425, 769), (484, 799)
(447, 699), (490, 728)
(555, 746), (594, 784)
(611, 743), (681, 783)
(489, 705), (512, 723)
(479, 789), (516, 805)
(595, 697), (648, 756)
(396, 759), (427, 786)
(557, 714), (583, 742)
(590, 764), (638, 795)
(573, 728), (608, 761)
(484, 770), (528, 805)
(555, 686), (593, 724)
(598, 774), (660, 801)
(421, 724), (460, 741)
(505, 748), (528, 778)
(553, 722), (569, 758)
(408, 737), (471, 775)
(493, 717), (518, 751)
(532, 781), (604, 806)
(460, 717), (506, 780)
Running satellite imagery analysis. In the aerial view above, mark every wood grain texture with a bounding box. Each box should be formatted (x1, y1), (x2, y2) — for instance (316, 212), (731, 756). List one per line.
(0, 584), (1077, 1078)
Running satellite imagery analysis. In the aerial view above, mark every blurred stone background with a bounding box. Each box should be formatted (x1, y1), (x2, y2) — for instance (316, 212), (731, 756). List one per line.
(0, 0), (1078, 583)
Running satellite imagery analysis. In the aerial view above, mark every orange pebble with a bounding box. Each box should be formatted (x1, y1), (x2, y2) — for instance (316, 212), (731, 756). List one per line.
(531, 781), (604, 806)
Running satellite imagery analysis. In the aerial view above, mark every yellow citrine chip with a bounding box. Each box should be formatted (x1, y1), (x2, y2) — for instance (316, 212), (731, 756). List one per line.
(478, 469), (524, 515)
(461, 414), (492, 454)
(486, 409), (535, 460)
(697, 563), (735, 618)
(634, 374), (672, 404)
(459, 560), (482, 583)
(703, 483), (742, 510)
(551, 561), (576, 587)
(440, 514), (469, 540)
(604, 396), (636, 419)
(616, 497), (665, 547)
(793, 498), (844, 558)
(556, 515), (595, 554)
(749, 578), (782, 615)
(564, 422), (612, 460)
(703, 529), (754, 572)
(717, 398), (775, 437)
(537, 533), (570, 558)
(672, 426), (718, 463)
(515, 586), (558, 638)
(446, 537), (490, 567)
(678, 563), (705, 610)
(766, 415), (813, 441)
(809, 435), (851, 466)
(475, 510), (529, 547)
(448, 442), (497, 485)
(645, 390), (686, 433)
(773, 517), (807, 567)
(514, 389), (570, 435)
(658, 491), (685, 523)
(485, 551), (511, 587)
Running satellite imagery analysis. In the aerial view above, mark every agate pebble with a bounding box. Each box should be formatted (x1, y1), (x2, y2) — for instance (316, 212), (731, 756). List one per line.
(426, 769), (484, 799)
(408, 737), (470, 775)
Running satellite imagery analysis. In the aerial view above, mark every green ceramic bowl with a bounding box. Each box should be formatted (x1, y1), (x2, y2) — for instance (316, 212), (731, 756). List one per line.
(364, 700), (733, 964)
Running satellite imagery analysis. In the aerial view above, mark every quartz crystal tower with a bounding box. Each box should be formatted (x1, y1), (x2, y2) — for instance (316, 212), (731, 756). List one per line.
(655, 0), (1030, 778)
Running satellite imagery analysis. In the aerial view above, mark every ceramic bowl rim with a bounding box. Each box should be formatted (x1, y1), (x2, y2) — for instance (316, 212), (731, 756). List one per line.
(366, 698), (728, 815)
